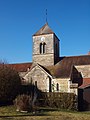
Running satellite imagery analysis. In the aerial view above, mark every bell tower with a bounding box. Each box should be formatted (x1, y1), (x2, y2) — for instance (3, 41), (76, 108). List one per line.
(32, 23), (60, 66)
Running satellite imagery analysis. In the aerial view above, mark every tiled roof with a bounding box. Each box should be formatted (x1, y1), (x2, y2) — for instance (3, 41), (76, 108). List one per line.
(3, 55), (90, 78)
(79, 78), (90, 88)
(46, 55), (90, 78)
(33, 23), (54, 36)
(9, 62), (32, 72)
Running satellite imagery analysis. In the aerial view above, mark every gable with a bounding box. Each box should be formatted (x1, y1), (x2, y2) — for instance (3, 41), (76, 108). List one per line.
(23, 64), (52, 83)
(23, 64), (52, 91)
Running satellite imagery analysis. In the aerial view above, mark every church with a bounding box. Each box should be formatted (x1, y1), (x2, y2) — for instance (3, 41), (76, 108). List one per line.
(10, 23), (90, 110)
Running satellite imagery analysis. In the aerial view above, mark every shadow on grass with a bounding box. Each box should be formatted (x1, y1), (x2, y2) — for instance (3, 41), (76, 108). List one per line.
(0, 107), (60, 118)
(0, 111), (48, 118)
(39, 107), (59, 112)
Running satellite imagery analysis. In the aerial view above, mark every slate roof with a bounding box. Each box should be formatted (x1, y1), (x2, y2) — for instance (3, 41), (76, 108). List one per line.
(33, 23), (54, 36)
(46, 55), (90, 78)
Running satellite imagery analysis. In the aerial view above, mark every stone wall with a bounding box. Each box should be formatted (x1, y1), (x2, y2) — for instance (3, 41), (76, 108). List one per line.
(33, 54), (54, 66)
(52, 78), (69, 92)
(54, 35), (60, 63)
(33, 34), (54, 55)
(32, 33), (59, 66)
(53, 78), (78, 95)
(23, 65), (50, 92)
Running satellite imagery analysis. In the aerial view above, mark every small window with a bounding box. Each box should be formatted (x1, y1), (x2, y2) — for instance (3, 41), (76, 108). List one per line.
(35, 81), (37, 87)
(56, 83), (59, 91)
(43, 42), (46, 54)
(40, 43), (42, 54)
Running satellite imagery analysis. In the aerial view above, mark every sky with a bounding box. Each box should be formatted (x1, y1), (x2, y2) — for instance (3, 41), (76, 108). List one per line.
(0, 0), (90, 63)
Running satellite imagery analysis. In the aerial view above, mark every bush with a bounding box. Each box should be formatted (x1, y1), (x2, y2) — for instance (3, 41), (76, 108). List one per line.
(14, 94), (37, 112)
(38, 92), (78, 110)
(0, 63), (21, 104)
(14, 94), (32, 112)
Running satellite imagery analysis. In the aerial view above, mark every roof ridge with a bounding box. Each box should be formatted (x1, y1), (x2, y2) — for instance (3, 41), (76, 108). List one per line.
(9, 62), (32, 65)
(61, 54), (90, 58)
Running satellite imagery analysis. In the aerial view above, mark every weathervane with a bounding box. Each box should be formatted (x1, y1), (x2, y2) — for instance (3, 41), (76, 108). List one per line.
(46, 9), (48, 23)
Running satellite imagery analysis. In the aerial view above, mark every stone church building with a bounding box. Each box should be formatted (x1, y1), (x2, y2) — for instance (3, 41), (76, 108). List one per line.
(10, 23), (90, 110)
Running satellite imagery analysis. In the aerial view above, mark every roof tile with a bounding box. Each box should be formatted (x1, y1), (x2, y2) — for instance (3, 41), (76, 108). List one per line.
(46, 55), (90, 78)
(9, 62), (32, 72)
(79, 78), (90, 88)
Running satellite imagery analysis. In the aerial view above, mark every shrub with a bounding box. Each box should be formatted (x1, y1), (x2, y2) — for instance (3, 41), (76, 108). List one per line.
(0, 63), (21, 104)
(38, 92), (78, 110)
(14, 94), (32, 112)
(14, 93), (37, 112)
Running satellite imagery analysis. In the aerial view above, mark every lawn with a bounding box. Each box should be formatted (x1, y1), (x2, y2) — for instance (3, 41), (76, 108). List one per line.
(0, 105), (90, 120)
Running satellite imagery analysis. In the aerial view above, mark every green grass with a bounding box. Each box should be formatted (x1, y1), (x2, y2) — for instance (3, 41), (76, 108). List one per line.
(0, 105), (90, 120)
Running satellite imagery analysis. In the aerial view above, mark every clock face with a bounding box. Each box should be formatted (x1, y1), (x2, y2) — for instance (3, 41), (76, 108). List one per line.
(41, 37), (45, 41)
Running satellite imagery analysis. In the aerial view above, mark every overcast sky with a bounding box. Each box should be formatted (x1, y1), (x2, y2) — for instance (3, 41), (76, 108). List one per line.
(0, 0), (90, 63)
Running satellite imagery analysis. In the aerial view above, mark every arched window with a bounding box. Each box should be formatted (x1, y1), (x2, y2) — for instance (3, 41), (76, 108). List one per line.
(56, 83), (59, 91)
(43, 42), (46, 54)
(35, 81), (37, 87)
(40, 42), (46, 54)
(40, 43), (43, 54)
